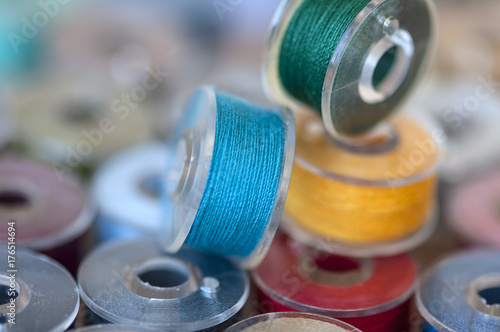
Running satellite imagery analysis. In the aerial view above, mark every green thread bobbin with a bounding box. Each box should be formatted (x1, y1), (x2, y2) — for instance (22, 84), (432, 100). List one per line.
(264, 0), (436, 144)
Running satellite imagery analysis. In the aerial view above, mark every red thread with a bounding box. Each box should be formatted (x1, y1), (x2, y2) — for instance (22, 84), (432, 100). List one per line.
(253, 233), (416, 332)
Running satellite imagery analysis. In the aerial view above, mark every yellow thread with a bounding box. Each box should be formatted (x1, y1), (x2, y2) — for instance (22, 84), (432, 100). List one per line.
(285, 112), (439, 244)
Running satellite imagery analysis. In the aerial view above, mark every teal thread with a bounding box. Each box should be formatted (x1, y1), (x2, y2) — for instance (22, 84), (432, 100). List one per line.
(185, 93), (285, 257)
(279, 0), (371, 112)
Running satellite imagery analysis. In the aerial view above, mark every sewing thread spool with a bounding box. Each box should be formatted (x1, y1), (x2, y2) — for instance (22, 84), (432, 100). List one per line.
(0, 157), (94, 275)
(417, 250), (500, 331)
(226, 312), (361, 332)
(14, 74), (152, 167)
(79, 239), (249, 331)
(282, 111), (439, 256)
(92, 142), (166, 242)
(253, 233), (417, 332)
(0, 248), (80, 331)
(264, 0), (435, 143)
(162, 86), (295, 268)
(447, 171), (500, 249)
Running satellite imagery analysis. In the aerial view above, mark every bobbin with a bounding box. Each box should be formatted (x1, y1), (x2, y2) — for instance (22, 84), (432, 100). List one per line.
(0, 248), (80, 331)
(14, 73), (152, 167)
(265, 0), (436, 143)
(0, 157), (94, 275)
(282, 111), (439, 257)
(447, 171), (500, 249)
(161, 86), (295, 268)
(79, 239), (249, 331)
(226, 312), (361, 332)
(70, 325), (156, 332)
(409, 79), (500, 184)
(417, 251), (500, 331)
(253, 233), (416, 331)
(92, 142), (166, 242)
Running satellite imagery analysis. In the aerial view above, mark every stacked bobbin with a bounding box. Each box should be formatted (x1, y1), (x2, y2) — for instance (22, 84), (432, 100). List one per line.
(247, 0), (440, 331)
(263, 0), (439, 256)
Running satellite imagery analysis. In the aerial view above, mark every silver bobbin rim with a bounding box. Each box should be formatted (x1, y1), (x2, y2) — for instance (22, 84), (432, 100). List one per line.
(416, 250), (500, 332)
(78, 239), (249, 331)
(0, 248), (80, 331)
(226, 312), (362, 331)
(161, 86), (295, 268)
(264, 0), (437, 144)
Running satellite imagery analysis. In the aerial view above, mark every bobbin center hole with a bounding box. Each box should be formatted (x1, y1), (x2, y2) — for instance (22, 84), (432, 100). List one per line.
(62, 101), (98, 124)
(0, 275), (30, 322)
(298, 253), (374, 286)
(139, 174), (163, 199)
(466, 274), (500, 317)
(124, 257), (206, 299)
(359, 18), (414, 104)
(0, 189), (31, 209)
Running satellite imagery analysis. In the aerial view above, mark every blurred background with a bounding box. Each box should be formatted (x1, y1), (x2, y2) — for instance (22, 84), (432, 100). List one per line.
(1, 0), (500, 269)
(0, 0), (500, 327)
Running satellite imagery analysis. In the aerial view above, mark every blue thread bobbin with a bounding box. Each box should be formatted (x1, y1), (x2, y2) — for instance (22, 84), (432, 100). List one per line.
(264, 0), (436, 145)
(161, 86), (295, 268)
(416, 251), (500, 331)
(92, 143), (166, 243)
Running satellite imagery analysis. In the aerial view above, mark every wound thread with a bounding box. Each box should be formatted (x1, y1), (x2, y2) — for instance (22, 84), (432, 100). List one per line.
(279, 0), (371, 113)
(185, 93), (286, 257)
(285, 112), (438, 246)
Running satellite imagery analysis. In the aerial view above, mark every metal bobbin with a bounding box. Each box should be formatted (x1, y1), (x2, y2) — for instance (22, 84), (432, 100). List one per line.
(265, 0), (436, 144)
(0, 248), (79, 331)
(78, 239), (249, 331)
(417, 250), (500, 331)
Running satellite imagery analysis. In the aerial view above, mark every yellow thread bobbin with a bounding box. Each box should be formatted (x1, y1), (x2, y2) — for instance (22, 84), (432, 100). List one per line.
(283, 111), (439, 257)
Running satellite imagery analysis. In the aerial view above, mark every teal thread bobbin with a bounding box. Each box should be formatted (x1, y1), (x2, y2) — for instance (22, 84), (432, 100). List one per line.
(264, 0), (436, 144)
(162, 86), (295, 268)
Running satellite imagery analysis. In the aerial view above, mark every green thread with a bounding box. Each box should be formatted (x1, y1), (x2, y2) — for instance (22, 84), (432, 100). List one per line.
(278, 0), (371, 112)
